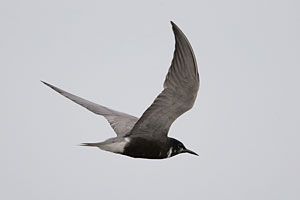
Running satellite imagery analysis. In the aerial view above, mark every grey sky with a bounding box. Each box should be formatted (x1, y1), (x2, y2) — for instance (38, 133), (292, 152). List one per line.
(1, 0), (299, 199)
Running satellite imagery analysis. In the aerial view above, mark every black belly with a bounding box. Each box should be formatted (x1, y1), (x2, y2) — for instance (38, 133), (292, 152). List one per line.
(123, 137), (169, 159)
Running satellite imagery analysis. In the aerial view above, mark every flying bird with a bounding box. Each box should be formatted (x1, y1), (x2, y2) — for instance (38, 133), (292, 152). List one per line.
(42, 21), (199, 159)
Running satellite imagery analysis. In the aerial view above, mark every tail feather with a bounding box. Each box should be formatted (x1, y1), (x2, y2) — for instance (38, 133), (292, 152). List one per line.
(80, 143), (99, 147)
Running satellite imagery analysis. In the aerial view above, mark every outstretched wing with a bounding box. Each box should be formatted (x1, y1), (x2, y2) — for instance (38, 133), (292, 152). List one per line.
(42, 81), (138, 136)
(128, 21), (199, 137)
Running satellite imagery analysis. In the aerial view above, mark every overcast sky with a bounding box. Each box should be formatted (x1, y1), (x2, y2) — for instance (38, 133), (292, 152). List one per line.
(1, 0), (299, 199)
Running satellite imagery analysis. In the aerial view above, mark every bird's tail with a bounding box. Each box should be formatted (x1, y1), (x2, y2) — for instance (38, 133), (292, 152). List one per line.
(80, 143), (99, 147)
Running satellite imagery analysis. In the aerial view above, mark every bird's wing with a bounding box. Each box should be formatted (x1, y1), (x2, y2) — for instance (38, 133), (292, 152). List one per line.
(128, 22), (199, 137)
(42, 81), (138, 136)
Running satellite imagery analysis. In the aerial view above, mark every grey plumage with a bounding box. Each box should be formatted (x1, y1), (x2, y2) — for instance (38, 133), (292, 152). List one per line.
(42, 21), (199, 159)
(128, 21), (199, 137)
(41, 81), (138, 136)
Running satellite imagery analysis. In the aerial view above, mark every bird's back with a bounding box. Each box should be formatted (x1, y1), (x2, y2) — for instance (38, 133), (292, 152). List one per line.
(123, 135), (171, 159)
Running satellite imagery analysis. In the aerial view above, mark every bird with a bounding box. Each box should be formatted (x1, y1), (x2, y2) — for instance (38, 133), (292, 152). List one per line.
(42, 21), (199, 159)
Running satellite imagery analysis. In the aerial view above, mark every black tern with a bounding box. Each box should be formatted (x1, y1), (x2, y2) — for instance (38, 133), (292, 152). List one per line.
(42, 21), (199, 159)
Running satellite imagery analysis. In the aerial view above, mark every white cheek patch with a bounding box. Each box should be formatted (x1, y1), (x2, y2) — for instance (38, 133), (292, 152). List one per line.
(167, 147), (173, 158)
(100, 137), (130, 153)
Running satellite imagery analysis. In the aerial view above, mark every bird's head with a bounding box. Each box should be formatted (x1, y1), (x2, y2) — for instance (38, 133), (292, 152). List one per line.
(169, 138), (198, 157)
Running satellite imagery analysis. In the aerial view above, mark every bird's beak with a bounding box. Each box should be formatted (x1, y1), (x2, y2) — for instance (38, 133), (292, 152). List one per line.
(182, 149), (199, 156)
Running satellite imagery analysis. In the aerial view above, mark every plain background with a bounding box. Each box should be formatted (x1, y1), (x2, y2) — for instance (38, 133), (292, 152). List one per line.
(1, 0), (299, 199)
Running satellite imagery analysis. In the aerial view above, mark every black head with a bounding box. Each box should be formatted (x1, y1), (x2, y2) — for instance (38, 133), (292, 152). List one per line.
(169, 138), (198, 157)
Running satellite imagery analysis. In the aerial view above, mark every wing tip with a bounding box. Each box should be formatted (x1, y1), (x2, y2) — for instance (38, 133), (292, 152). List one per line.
(41, 80), (64, 95)
(41, 80), (49, 86)
(170, 21), (178, 31)
(170, 21), (183, 35)
(41, 80), (52, 88)
(41, 80), (55, 89)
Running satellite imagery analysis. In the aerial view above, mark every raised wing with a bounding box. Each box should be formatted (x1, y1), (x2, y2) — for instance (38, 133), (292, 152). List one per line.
(42, 81), (138, 136)
(128, 21), (199, 137)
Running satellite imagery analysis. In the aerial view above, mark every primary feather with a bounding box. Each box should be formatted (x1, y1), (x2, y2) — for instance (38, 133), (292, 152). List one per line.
(41, 81), (138, 136)
(128, 21), (199, 137)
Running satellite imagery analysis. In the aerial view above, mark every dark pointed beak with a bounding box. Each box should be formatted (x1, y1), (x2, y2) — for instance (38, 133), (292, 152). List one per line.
(182, 149), (199, 156)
